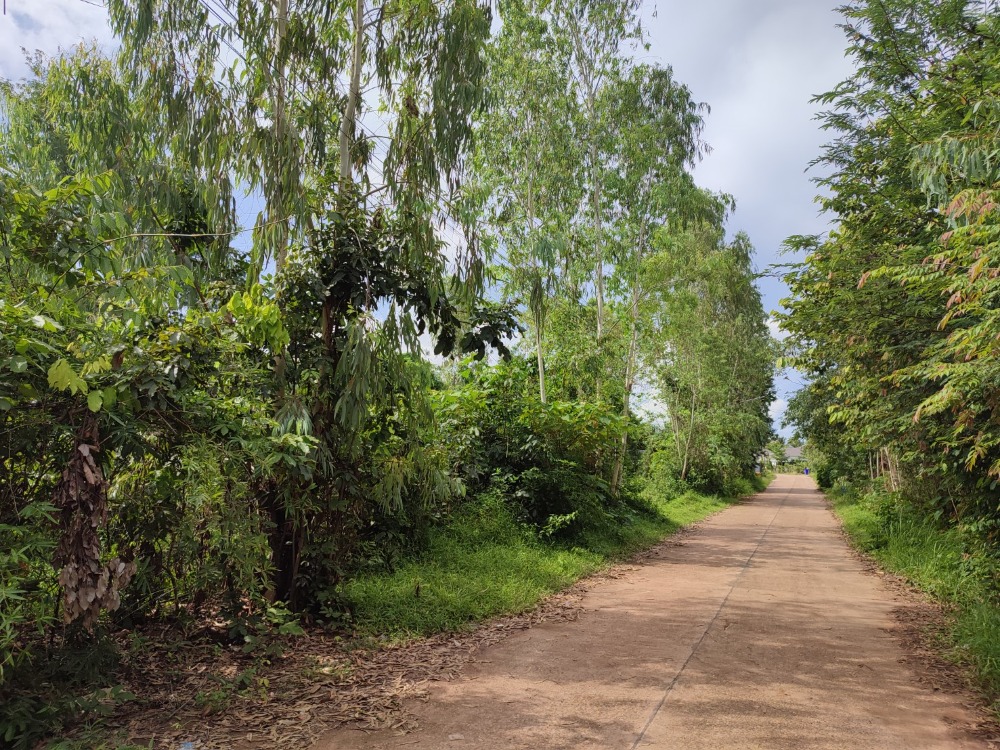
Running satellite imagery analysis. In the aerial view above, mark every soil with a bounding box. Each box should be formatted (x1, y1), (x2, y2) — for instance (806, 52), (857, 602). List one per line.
(313, 473), (1000, 750)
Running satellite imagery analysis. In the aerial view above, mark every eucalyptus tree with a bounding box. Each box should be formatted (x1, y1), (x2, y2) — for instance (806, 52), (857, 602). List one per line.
(647, 226), (774, 491)
(550, 0), (642, 343)
(97, 0), (509, 605)
(106, 0), (491, 279)
(605, 63), (707, 494)
(471, 0), (581, 402)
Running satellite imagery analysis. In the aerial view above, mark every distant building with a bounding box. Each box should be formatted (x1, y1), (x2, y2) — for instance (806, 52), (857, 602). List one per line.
(785, 445), (804, 463)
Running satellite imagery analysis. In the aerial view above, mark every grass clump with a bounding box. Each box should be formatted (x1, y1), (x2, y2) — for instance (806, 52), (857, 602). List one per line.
(829, 486), (1000, 713)
(343, 481), (764, 638)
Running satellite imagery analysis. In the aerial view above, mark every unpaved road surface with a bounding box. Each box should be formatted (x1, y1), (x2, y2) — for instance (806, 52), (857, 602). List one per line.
(316, 474), (987, 749)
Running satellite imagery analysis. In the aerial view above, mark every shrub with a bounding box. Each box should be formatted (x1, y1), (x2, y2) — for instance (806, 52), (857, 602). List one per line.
(434, 358), (626, 541)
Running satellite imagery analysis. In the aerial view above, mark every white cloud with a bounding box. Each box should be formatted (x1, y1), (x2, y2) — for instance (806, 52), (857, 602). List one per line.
(644, 0), (854, 314)
(0, 1), (113, 81)
(769, 396), (797, 438)
(768, 396), (787, 423)
(767, 315), (787, 341)
(633, 379), (669, 427)
(418, 330), (447, 367)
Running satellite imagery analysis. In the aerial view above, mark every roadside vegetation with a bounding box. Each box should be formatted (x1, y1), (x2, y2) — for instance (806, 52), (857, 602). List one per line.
(781, 0), (1000, 717)
(829, 487), (1000, 714)
(345, 483), (763, 638)
(0, 1), (776, 746)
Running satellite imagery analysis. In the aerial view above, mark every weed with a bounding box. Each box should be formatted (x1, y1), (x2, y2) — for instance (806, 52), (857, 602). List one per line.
(193, 664), (269, 714)
(342, 485), (750, 638)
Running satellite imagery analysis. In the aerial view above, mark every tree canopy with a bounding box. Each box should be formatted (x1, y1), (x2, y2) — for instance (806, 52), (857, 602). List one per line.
(0, 4), (776, 744)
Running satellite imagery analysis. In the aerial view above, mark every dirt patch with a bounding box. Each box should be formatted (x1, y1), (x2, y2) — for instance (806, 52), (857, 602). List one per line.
(103, 530), (698, 749)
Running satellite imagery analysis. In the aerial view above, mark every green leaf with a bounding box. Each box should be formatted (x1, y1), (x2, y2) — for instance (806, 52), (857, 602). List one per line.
(87, 390), (103, 412)
(5, 355), (27, 373)
(30, 315), (62, 332)
(278, 620), (305, 636)
(47, 358), (88, 395)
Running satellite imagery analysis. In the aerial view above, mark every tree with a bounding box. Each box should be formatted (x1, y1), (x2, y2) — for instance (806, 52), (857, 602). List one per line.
(106, 0), (492, 277)
(471, 0), (580, 402)
(0, 48), (280, 631)
(551, 0), (642, 344)
(99, 0), (525, 605)
(767, 439), (788, 466)
(605, 63), (707, 493)
(781, 0), (1000, 513)
(649, 227), (774, 491)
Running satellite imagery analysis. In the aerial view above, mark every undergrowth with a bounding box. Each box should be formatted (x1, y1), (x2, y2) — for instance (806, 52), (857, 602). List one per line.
(343, 478), (768, 637)
(829, 485), (1000, 715)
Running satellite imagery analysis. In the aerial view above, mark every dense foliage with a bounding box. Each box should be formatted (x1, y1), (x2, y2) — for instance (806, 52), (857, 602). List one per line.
(781, 0), (1000, 672)
(0, 2), (774, 744)
(783, 0), (1000, 507)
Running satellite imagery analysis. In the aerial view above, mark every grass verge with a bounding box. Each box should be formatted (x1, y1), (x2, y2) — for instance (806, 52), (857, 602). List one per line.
(343, 480), (768, 638)
(828, 486), (1000, 715)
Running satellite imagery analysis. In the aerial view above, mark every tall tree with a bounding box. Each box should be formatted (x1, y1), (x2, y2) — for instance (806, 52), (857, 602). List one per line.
(606, 64), (707, 493)
(552, 0), (642, 344)
(106, 0), (492, 284)
(101, 0), (510, 605)
(649, 227), (774, 490)
(471, 0), (580, 402)
(782, 0), (1000, 516)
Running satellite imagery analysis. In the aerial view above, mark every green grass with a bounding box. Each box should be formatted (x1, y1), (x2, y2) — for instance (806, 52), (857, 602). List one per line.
(343, 482), (763, 638)
(829, 487), (1000, 713)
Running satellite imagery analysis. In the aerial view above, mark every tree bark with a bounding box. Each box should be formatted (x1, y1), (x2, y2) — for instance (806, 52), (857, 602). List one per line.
(272, 0), (289, 270)
(592, 140), (604, 342)
(611, 224), (646, 495)
(680, 388), (698, 482)
(525, 157), (547, 403)
(535, 319), (547, 404)
(340, 0), (366, 191)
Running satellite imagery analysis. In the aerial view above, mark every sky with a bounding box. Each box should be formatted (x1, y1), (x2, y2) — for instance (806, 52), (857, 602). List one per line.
(643, 1), (856, 434)
(0, 0), (857, 437)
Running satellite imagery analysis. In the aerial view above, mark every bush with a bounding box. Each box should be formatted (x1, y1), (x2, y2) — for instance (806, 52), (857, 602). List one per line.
(434, 358), (626, 541)
(0, 635), (128, 750)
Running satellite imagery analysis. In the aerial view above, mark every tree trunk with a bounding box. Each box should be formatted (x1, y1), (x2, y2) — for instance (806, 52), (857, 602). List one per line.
(611, 232), (645, 495)
(680, 389), (698, 482)
(881, 447), (900, 492)
(566, 14), (604, 343)
(592, 140), (604, 342)
(267, 0), (295, 603)
(535, 321), (547, 404)
(272, 0), (289, 271)
(667, 393), (684, 464)
(264, 493), (302, 607)
(525, 160), (547, 403)
(609, 323), (636, 493)
(340, 0), (366, 191)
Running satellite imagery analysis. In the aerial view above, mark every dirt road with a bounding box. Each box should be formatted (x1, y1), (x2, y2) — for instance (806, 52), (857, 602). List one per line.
(316, 474), (987, 749)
